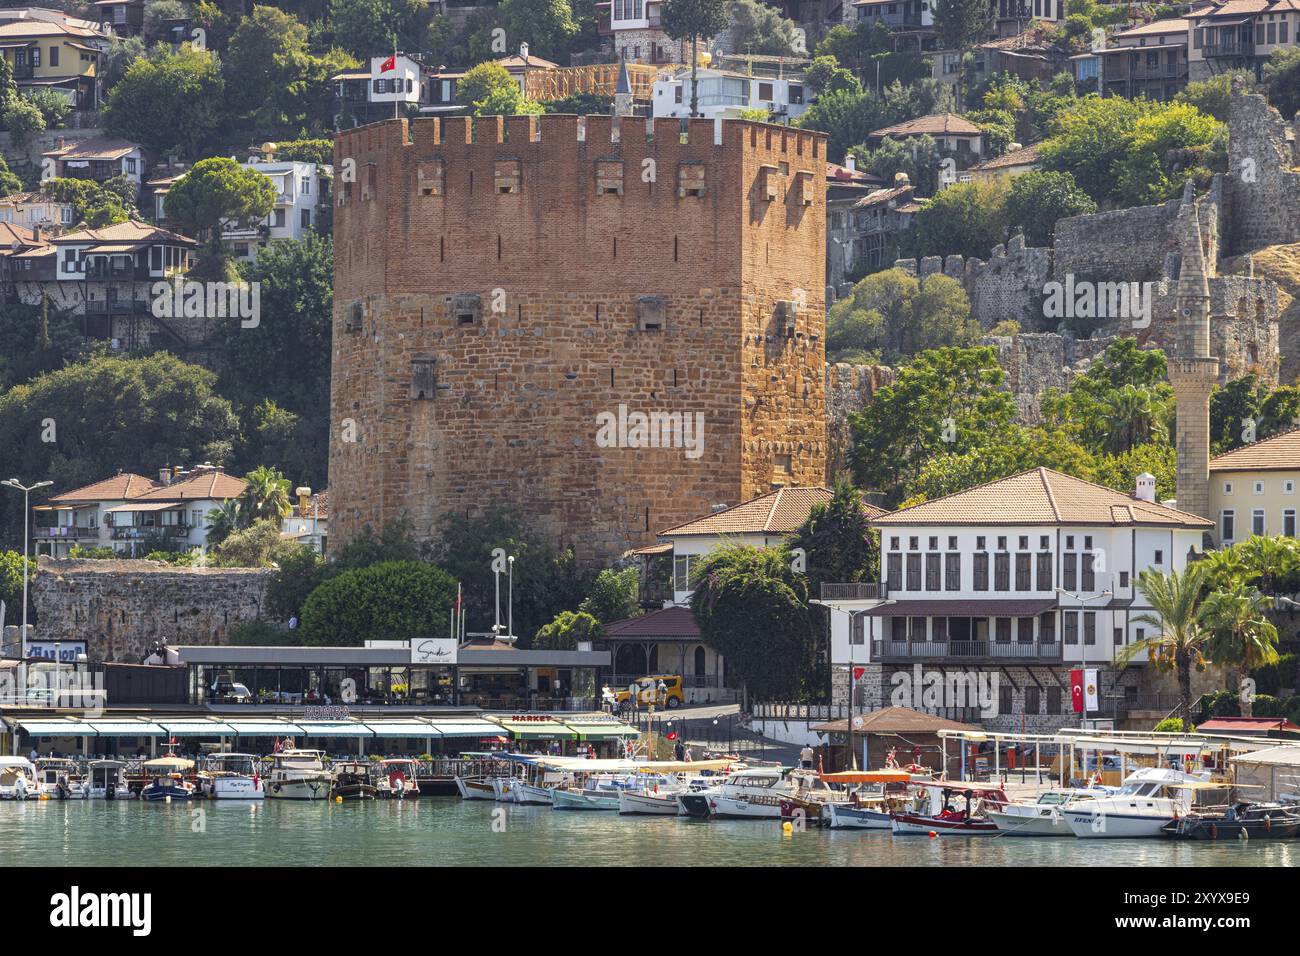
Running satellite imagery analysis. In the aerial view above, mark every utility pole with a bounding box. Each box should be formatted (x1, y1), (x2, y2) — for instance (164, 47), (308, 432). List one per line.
(2, 479), (53, 702)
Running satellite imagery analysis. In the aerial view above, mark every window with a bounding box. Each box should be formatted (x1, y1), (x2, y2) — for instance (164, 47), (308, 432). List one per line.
(1081, 552), (1095, 591)
(928, 536), (938, 550)
(1015, 553), (1031, 590)
(1066, 535), (1075, 549)
(1136, 627), (1146, 644)
(1017, 617), (1034, 643)
(758, 81), (774, 101)
(31, 48), (40, 68)
(1084, 612), (1096, 645)
(1037, 549), (1052, 587)
(1063, 552), (1077, 591)
(1222, 510), (1235, 542)
(125, 158), (137, 174)
(1018, 536), (1029, 550)
(1254, 480), (1265, 494)
(925, 553), (940, 591)
(1025, 686), (1040, 714)
(1064, 611), (1079, 645)
(673, 554), (692, 592)
(996, 617), (1011, 643)
(910, 617), (927, 640)
(976, 536), (985, 549)
(948, 536), (958, 549)
(906, 553), (921, 590)
(994, 552), (1010, 591)
(1285, 510), (1297, 538)
(1046, 686), (1062, 715)
(788, 84), (804, 105)
(50, 46), (58, 68)
(851, 613), (865, 645)
(1224, 482), (1234, 494)
(997, 536), (1007, 550)
(1252, 509), (1266, 536)
(1154, 550), (1163, 566)
(453, 293), (482, 326)
(301, 208), (311, 229)
(999, 684), (1013, 716)
(887, 553), (902, 591)
(1119, 571), (1129, 588)
(933, 617), (948, 641)
(909, 537), (918, 550)
(974, 552), (989, 591)
(890, 537), (900, 550)
(1040, 613), (1056, 644)
(635, 295), (666, 332)
(1114, 627), (1123, 646)
(410, 357), (436, 400)
(1040, 536), (1050, 549)
(944, 552), (961, 591)
(1285, 480), (1295, 494)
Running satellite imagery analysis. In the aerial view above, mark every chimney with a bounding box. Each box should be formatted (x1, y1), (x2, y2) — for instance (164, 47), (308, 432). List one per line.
(844, 154), (856, 173)
(519, 41), (529, 61)
(31, 224), (40, 243)
(158, 467), (171, 486)
(1134, 472), (1157, 503)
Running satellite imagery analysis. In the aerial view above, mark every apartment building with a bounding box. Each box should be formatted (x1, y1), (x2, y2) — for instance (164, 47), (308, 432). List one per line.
(1210, 428), (1300, 545)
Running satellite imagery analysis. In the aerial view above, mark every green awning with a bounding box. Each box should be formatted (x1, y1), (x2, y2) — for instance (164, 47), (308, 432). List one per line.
(365, 721), (439, 737)
(430, 720), (511, 738)
(17, 720), (90, 736)
(295, 721), (373, 738)
(158, 720), (236, 736)
(86, 721), (167, 737)
(564, 721), (642, 741)
(224, 720), (304, 736)
(497, 720), (577, 740)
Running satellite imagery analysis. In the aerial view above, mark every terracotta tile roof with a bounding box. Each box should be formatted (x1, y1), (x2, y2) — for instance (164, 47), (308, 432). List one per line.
(604, 605), (700, 640)
(852, 184), (913, 209)
(42, 137), (139, 162)
(871, 113), (982, 139)
(1189, 0), (1300, 17)
(52, 219), (195, 247)
(132, 470), (248, 502)
(872, 467), (1214, 528)
(811, 705), (982, 734)
(969, 142), (1040, 172)
(48, 472), (160, 503)
(1208, 427), (1300, 472)
(495, 52), (561, 71)
(658, 487), (887, 537)
(1112, 17), (1192, 36)
(0, 221), (45, 250)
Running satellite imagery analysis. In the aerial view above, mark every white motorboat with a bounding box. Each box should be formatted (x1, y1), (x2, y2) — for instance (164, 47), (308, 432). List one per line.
(512, 781), (557, 805)
(265, 749), (332, 801)
(551, 786), (622, 810)
(198, 753), (264, 800)
(35, 758), (87, 799)
(1063, 767), (1217, 839)
(678, 767), (818, 820)
(375, 759), (422, 799)
(618, 788), (683, 815)
(86, 760), (131, 800)
(454, 776), (496, 800)
(987, 788), (1109, 836)
(0, 756), (39, 800)
(826, 800), (893, 830)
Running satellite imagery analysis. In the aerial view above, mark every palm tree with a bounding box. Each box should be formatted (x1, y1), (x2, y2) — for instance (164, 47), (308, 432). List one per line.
(1201, 583), (1279, 717)
(1118, 564), (1211, 725)
(240, 465), (293, 525)
(1100, 384), (1161, 455)
(1199, 544), (1250, 591)
(205, 499), (241, 546)
(1235, 534), (1300, 598)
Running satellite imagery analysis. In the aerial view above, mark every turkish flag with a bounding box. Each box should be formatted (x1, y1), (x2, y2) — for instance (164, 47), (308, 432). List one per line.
(1070, 669), (1085, 713)
(379, 54), (396, 73)
(852, 666), (865, 681)
(666, 731), (678, 740)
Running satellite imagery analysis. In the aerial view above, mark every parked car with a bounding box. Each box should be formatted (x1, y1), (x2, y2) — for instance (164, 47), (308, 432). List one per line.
(614, 675), (685, 709)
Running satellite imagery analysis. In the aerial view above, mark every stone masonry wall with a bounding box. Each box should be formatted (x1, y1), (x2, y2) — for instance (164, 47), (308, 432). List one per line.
(31, 558), (273, 663)
(1225, 87), (1300, 256)
(825, 362), (894, 480)
(331, 116), (827, 564)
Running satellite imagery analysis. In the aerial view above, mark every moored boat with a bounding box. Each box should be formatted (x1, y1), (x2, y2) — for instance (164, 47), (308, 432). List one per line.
(1162, 803), (1300, 840)
(331, 762), (379, 801)
(198, 753), (263, 800)
(86, 760), (131, 800)
(140, 757), (198, 802)
(987, 788), (1110, 836)
(35, 758), (87, 799)
(265, 749), (332, 801)
(375, 758), (422, 799)
(0, 756), (39, 800)
(455, 776), (496, 800)
(618, 787), (683, 815)
(1063, 768), (1217, 839)
(890, 780), (1008, 835)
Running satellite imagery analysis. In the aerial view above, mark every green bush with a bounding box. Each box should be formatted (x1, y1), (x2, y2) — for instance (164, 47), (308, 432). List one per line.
(1153, 717), (1194, 733)
(1250, 694), (1282, 717)
(1250, 652), (1297, 697)
(227, 620), (294, 645)
(299, 560), (456, 646)
(1203, 689), (1240, 717)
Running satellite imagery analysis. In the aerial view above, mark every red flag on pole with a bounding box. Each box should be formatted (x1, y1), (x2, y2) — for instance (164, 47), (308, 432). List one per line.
(1069, 669), (1085, 713)
(379, 54), (396, 73)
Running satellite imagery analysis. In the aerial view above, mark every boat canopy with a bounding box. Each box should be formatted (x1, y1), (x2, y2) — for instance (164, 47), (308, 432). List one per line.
(922, 778), (1009, 792)
(534, 757), (735, 773)
(143, 757), (194, 770)
(820, 770), (912, 784)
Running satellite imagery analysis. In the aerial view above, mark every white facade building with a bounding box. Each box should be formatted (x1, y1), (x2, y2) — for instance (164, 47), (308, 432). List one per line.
(652, 68), (809, 121)
(222, 160), (324, 261)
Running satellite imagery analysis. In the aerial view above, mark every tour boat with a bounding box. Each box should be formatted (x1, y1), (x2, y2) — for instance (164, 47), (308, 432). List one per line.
(265, 750), (332, 801)
(331, 762), (379, 801)
(198, 753), (263, 800)
(1063, 767), (1216, 839)
(986, 788), (1111, 836)
(140, 757), (198, 802)
(1062, 767), (1218, 839)
(0, 756), (39, 800)
(890, 780), (1009, 835)
(454, 776), (497, 800)
(374, 759), (422, 799)
(677, 768), (825, 820)
(35, 758), (88, 799)
(86, 760), (131, 800)
(618, 787), (684, 815)
(1162, 803), (1300, 841)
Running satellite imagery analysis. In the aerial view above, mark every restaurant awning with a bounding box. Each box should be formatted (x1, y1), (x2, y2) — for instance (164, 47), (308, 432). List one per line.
(864, 598), (1058, 618)
(429, 720), (510, 737)
(563, 720), (641, 741)
(85, 721), (168, 737)
(496, 719), (577, 740)
(16, 719), (90, 736)
(224, 720), (305, 736)
(363, 721), (438, 737)
(295, 721), (373, 738)
(158, 720), (237, 736)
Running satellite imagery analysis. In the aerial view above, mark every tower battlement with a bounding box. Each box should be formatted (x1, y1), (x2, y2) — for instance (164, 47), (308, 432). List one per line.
(329, 116), (829, 561)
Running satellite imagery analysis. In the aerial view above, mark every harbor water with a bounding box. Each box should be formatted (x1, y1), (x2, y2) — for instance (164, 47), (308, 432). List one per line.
(3, 799), (1296, 866)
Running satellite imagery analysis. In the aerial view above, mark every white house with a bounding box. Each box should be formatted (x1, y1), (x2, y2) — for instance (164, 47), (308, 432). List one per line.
(282, 488), (328, 554)
(223, 160), (324, 260)
(819, 468), (1215, 730)
(34, 465), (248, 558)
(652, 67), (809, 121)
(41, 137), (145, 186)
(0, 192), (75, 232)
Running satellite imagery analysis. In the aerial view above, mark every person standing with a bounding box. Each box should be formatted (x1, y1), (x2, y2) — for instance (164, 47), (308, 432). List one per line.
(674, 739), (685, 762)
(799, 744), (814, 770)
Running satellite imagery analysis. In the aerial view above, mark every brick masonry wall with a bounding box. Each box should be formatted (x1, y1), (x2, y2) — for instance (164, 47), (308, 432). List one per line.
(331, 116), (827, 563)
(31, 558), (273, 662)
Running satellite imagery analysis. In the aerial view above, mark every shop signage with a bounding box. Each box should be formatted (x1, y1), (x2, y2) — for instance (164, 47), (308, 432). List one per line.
(28, 641), (87, 663)
(411, 637), (457, 665)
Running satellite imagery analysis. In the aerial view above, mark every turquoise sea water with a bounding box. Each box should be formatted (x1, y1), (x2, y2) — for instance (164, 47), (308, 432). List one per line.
(3, 798), (1297, 867)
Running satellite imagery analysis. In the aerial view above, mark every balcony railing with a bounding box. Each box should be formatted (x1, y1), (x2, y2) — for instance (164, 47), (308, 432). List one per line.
(1203, 41), (1255, 58)
(820, 582), (887, 601)
(110, 525), (191, 540)
(36, 526), (99, 539)
(84, 299), (151, 315)
(872, 640), (1063, 661)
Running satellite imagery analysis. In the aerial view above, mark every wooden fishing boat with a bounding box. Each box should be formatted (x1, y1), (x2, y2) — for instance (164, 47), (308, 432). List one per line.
(454, 776), (496, 800)
(891, 780), (1008, 835)
(1163, 803), (1300, 840)
(331, 762), (379, 801)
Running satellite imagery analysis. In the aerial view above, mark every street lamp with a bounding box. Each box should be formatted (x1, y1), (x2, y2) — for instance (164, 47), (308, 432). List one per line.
(507, 555), (515, 643)
(2, 478), (53, 698)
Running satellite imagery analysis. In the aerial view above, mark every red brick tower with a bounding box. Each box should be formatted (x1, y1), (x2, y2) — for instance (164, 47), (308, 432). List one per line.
(330, 114), (827, 562)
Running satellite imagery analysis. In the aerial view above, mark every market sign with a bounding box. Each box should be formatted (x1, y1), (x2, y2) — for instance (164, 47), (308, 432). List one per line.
(410, 637), (457, 666)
